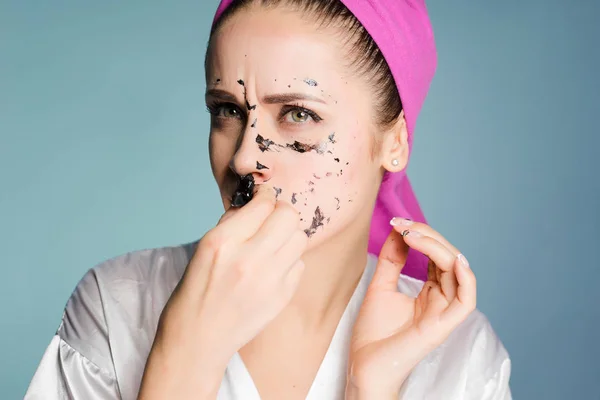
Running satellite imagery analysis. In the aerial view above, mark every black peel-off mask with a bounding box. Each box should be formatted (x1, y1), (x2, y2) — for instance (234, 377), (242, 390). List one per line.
(304, 206), (326, 237)
(231, 174), (255, 208)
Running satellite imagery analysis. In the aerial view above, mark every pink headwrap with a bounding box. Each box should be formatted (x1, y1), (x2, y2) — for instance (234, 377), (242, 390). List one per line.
(212, 0), (437, 281)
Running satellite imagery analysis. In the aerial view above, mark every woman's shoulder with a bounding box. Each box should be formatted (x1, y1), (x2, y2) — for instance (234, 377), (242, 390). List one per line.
(68, 239), (198, 317)
(65, 238), (199, 319)
(54, 240), (199, 369)
(90, 239), (198, 284)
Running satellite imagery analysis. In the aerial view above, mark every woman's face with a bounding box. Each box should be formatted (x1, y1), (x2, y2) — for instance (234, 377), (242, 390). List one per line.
(206, 6), (393, 247)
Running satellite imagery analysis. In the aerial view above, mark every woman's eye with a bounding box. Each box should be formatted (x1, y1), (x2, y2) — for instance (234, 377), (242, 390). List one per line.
(220, 105), (240, 118)
(208, 103), (242, 119)
(282, 107), (321, 124)
(289, 110), (309, 123)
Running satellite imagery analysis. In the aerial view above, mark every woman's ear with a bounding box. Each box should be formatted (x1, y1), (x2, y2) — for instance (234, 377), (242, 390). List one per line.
(380, 110), (409, 172)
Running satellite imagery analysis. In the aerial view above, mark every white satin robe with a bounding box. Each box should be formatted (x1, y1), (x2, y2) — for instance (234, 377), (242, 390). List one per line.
(25, 240), (512, 399)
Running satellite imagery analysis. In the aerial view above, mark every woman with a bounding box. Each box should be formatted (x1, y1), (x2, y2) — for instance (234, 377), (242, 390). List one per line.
(26, 0), (512, 399)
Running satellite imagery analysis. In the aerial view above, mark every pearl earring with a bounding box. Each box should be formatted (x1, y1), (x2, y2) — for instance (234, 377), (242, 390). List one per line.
(392, 159), (399, 166)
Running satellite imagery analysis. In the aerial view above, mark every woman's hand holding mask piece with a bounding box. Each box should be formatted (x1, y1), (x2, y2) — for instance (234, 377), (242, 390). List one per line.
(138, 184), (308, 400)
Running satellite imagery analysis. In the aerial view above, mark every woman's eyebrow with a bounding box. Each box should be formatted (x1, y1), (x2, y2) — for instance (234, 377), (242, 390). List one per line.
(262, 93), (325, 104)
(205, 89), (326, 105)
(205, 89), (239, 102)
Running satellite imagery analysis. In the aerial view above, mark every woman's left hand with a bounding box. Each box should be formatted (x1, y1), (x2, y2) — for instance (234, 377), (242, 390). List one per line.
(346, 218), (477, 399)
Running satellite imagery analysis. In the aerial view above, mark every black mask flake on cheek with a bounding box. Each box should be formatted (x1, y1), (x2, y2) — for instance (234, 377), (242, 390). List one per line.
(231, 174), (255, 208)
(286, 141), (326, 154)
(256, 134), (276, 152)
(304, 206), (326, 237)
(303, 78), (318, 87)
(254, 128), (328, 155)
(255, 135), (327, 156)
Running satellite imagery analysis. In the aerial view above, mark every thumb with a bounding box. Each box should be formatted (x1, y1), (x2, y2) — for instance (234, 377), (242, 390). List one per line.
(217, 183), (274, 227)
(369, 226), (409, 291)
(217, 206), (238, 226)
(216, 196), (243, 226)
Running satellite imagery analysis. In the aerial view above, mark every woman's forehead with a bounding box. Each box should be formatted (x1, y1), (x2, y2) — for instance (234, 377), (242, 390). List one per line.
(207, 8), (347, 86)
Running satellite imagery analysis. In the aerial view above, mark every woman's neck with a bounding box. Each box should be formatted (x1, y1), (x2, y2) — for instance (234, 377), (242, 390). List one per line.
(284, 224), (371, 329)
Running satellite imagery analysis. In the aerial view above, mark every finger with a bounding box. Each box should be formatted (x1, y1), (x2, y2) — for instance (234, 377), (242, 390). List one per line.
(439, 267), (459, 304)
(217, 207), (238, 226)
(422, 284), (449, 321)
(442, 255), (477, 326)
(246, 200), (302, 255)
(390, 219), (460, 256)
(400, 232), (455, 273)
(273, 229), (309, 274)
(427, 257), (438, 284)
(401, 232), (457, 302)
(212, 184), (277, 242)
(370, 227), (409, 291)
(427, 256), (453, 302)
(429, 257), (458, 304)
(415, 281), (434, 320)
(391, 220), (462, 303)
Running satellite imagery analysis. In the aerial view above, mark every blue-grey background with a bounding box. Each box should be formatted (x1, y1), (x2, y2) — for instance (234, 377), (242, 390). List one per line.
(2, 0), (599, 398)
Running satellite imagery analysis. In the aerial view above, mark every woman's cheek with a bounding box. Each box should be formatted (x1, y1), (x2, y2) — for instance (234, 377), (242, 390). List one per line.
(209, 133), (236, 188)
(294, 139), (364, 238)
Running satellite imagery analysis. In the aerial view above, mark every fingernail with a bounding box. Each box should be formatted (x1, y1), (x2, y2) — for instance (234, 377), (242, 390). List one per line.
(401, 229), (422, 238)
(390, 217), (414, 226)
(457, 254), (470, 268)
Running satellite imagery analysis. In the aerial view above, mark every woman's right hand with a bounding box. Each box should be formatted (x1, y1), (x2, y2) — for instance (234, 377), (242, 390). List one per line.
(138, 185), (308, 400)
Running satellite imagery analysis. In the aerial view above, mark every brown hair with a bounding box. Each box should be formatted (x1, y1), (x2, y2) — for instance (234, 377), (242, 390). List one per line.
(206, 0), (403, 132)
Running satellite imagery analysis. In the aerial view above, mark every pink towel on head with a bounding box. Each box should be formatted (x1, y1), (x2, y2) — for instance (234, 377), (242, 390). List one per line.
(212, 0), (437, 281)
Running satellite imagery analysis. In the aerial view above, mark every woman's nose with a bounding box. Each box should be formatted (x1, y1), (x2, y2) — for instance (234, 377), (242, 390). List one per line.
(230, 128), (273, 185)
